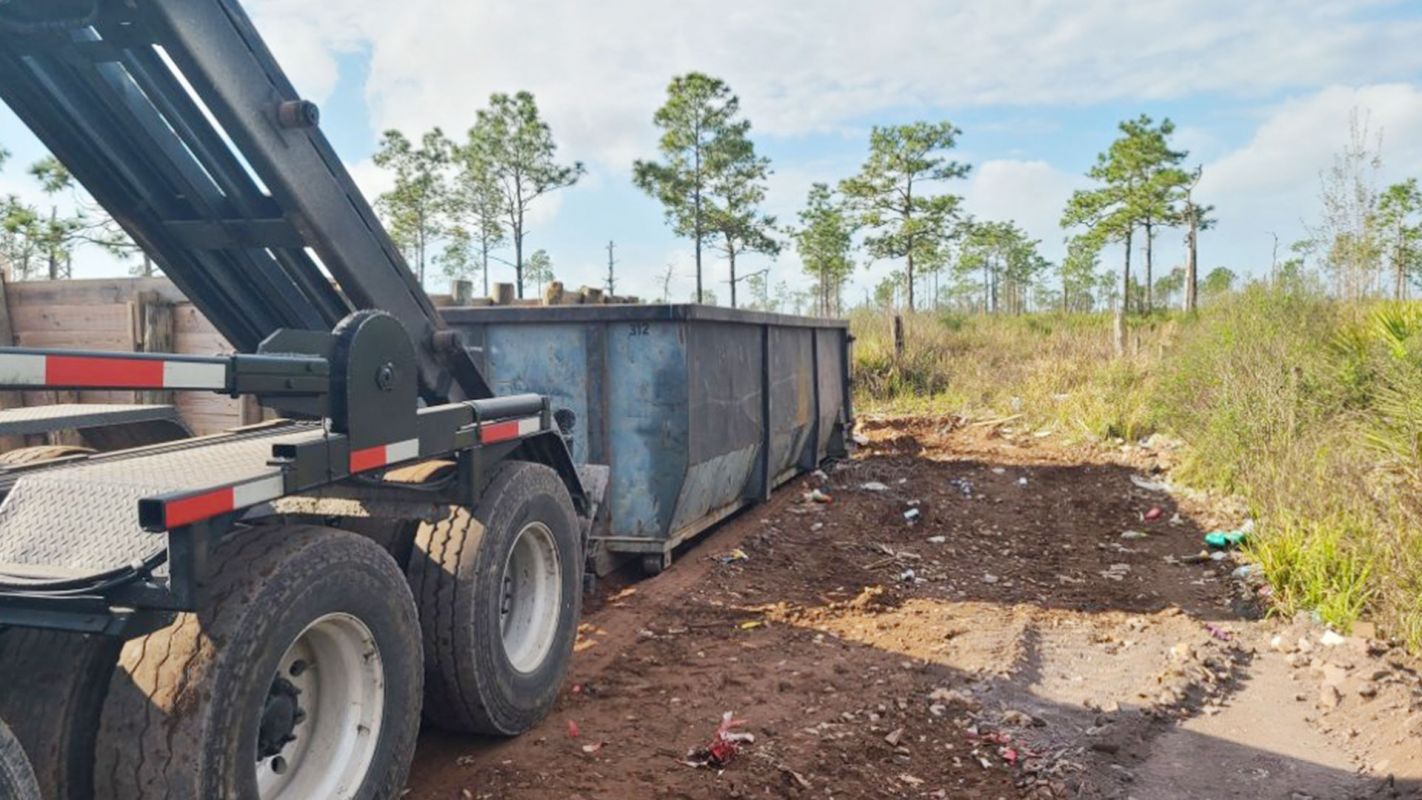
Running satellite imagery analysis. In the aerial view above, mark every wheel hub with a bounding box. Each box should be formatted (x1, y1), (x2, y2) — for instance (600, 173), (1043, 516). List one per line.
(255, 613), (386, 800)
(257, 676), (304, 760)
(499, 521), (562, 674)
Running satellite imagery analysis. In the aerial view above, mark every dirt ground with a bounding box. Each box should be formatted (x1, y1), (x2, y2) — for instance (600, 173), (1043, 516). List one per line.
(403, 415), (1422, 799)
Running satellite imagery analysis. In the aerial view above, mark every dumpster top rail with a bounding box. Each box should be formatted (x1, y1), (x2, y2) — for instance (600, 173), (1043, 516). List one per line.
(442, 303), (852, 329)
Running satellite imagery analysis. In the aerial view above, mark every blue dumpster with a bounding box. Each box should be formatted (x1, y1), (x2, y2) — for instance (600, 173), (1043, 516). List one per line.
(444, 305), (852, 565)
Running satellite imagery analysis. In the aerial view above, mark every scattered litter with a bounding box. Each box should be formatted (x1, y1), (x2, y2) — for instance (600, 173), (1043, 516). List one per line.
(982, 573), (1000, 584)
(1204, 528), (1249, 549)
(860, 481), (890, 492)
(1099, 563), (1131, 581)
(567, 719), (581, 738)
(683, 712), (753, 769)
(1120, 530), (1148, 540)
(812, 469), (828, 482)
(714, 548), (749, 565)
(899, 568), (916, 583)
(852, 432), (870, 446)
(991, 467), (1007, 475)
(926, 535), (946, 544)
(1017, 477), (1029, 487)
(581, 742), (604, 754)
(1230, 564), (1256, 580)
(738, 620), (764, 631)
(1320, 630), (1347, 647)
(810, 522), (824, 532)
(804, 488), (833, 504)
(1170, 512), (1184, 525)
(1144, 506), (1164, 522)
(903, 508), (921, 523)
(1130, 475), (1169, 493)
(1205, 623), (1233, 642)
(949, 477), (974, 497)
(1180, 551), (1212, 564)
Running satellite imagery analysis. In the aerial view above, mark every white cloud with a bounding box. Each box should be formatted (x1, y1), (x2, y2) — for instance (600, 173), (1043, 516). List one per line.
(963, 160), (1085, 261)
(248, 0), (1422, 171)
(1198, 83), (1422, 274)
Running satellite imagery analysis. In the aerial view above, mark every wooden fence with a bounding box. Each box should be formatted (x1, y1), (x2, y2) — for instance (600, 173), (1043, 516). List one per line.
(1, 277), (245, 435)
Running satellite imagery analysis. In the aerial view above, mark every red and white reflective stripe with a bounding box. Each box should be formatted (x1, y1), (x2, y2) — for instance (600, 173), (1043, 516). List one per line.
(348, 437), (421, 473)
(0, 352), (226, 390)
(162, 471), (285, 529)
(478, 415), (542, 444)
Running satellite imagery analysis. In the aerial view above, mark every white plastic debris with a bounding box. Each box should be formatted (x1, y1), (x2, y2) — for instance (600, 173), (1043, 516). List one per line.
(1120, 530), (1148, 540)
(926, 535), (946, 544)
(860, 481), (890, 492)
(1129, 474), (1169, 493)
(1017, 477), (1029, 487)
(903, 508), (921, 523)
(1319, 630), (1347, 647)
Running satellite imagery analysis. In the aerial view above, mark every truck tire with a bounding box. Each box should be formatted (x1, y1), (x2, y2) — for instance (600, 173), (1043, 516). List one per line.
(0, 629), (119, 800)
(407, 460), (582, 735)
(95, 526), (422, 800)
(0, 719), (39, 800)
(0, 445), (94, 466)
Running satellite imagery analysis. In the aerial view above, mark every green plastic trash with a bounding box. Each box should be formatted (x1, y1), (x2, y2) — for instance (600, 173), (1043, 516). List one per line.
(1204, 529), (1248, 549)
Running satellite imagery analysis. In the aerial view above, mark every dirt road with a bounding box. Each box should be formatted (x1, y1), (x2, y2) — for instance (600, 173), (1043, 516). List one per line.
(404, 416), (1422, 799)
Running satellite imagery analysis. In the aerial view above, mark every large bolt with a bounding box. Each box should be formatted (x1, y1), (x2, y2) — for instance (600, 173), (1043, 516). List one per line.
(376, 363), (396, 392)
(276, 99), (320, 129)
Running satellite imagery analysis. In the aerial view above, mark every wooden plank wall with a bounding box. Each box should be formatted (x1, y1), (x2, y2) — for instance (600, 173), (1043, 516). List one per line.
(5, 277), (244, 435)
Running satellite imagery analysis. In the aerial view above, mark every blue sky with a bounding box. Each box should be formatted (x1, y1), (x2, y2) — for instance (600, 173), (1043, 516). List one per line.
(5, 0), (1422, 305)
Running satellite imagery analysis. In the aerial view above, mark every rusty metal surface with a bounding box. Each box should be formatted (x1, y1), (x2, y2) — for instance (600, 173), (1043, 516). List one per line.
(0, 425), (321, 575)
(450, 305), (852, 556)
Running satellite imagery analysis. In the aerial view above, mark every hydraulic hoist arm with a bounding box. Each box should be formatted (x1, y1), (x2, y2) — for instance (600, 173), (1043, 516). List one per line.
(0, 0), (492, 403)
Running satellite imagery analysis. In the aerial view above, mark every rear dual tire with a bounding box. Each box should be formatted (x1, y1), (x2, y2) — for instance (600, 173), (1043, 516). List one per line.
(408, 461), (582, 735)
(95, 526), (422, 800)
(0, 630), (118, 800)
(0, 719), (39, 800)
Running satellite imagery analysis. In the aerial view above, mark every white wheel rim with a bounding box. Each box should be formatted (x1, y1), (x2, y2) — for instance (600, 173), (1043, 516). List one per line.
(500, 521), (562, 673)
(256, 613), (385, 800)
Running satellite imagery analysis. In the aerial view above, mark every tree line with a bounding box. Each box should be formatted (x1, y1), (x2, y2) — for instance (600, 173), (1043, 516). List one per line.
(6, 70), (1416, 325)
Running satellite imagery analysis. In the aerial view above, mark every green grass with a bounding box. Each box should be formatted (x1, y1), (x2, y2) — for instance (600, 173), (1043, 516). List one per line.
(852, 289), (1422, 650)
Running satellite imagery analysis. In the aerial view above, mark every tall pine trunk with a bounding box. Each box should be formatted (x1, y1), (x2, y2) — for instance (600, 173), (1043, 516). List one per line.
(481, 239), (490, 298)
(728, 241), (738, 308)
(1184, 208), (1198, 312)
(1142, 221), (1153, 312)
(1116, 229), (1132, 357)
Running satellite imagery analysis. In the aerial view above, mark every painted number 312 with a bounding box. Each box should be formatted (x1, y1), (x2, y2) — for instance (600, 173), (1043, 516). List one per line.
(629, 323), (650, 336)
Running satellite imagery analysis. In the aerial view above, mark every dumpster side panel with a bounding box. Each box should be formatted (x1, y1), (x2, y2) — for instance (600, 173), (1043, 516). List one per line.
(607, 320), (689, 540)
(482, 323), (591, 461)
(670, 322), (763, 534)
(815, 327), (850, 460)
(768, 326), (815, 483)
